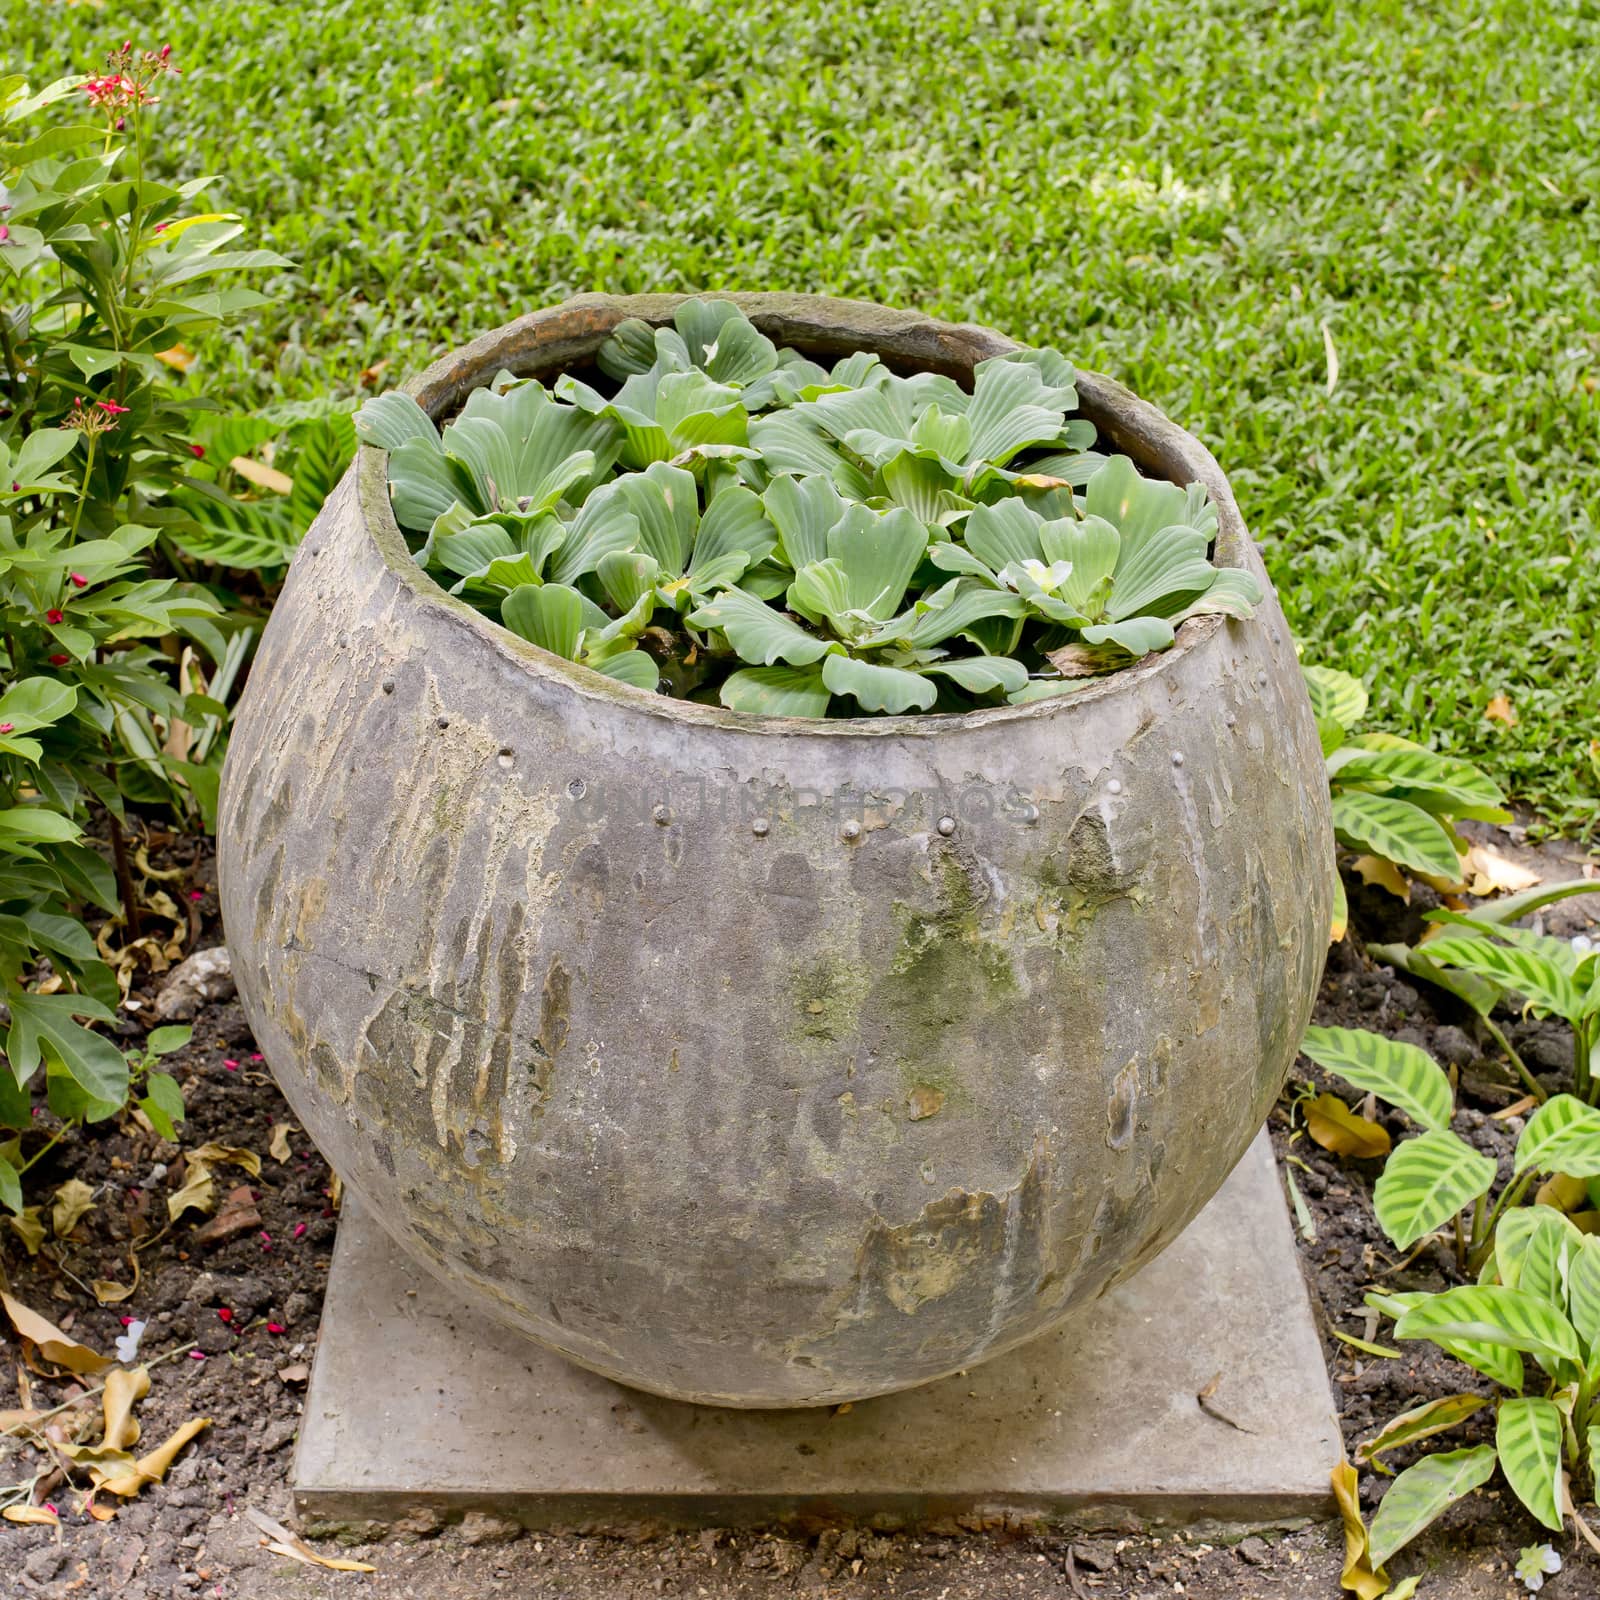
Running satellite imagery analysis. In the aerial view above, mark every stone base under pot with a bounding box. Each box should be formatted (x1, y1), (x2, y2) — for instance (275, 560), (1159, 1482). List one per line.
(291, 1133), (1338, 1535)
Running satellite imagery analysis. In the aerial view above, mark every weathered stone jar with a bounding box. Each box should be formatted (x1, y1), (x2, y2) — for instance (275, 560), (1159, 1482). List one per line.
(219, 294), (1332, 1407)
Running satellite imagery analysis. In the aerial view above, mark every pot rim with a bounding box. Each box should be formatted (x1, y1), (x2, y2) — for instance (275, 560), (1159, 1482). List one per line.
(354, 291), (1253, 739)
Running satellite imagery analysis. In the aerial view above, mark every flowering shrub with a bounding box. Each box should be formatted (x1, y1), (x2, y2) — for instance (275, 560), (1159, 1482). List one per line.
(0, 45), (286, 1207)
(359, 299), (1261, 717)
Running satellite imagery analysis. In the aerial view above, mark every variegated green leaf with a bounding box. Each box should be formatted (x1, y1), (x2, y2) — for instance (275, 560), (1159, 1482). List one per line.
(1367, 1445), (1497, 1569)
(1421, 935), (1582, 1023)
(1568, 1236), (1600, 1351)
(1515, 1095), (1600, 1179)
(1394, 1285), (1583, 1370)
(1373, 1131), (1495, 1249)
(1496, 1397), (1563, 1531)
(1299, 1025), (1454, 1131)
(1330, 792), (1463, 880)
(1304, 665), (1369, 731)
(1331, 747), (1508, 814)
(1356, 1394), (1487, 1470)
(1495, 1205), (1582, 1300)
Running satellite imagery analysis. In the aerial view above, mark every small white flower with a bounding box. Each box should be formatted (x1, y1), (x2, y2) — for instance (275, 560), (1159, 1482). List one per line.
(1516, 1543), (1561, 1592)
(1015, 558), (1074, 595)
(114, 1319), (146, 1364)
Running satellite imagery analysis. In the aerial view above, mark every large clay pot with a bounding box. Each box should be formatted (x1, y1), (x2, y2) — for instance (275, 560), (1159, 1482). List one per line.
(219, 293), (1332, 1407)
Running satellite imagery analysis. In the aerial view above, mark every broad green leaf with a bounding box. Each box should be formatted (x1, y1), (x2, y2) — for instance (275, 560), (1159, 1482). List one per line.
(0, 677), (76, 735)
(719, 665), (831, 718)
(546, 485), (642, 586)
(1515, 1095), (1600, 1179)
(5, 990), (127, 1103)
(588, 649), (658, 691)
(689, 585), (835, 667)
(1395, 1285), (1583, 1369)
(0, 1151), (19, 1216)
(597, 551), (662, 614)
(612, 461), (699, 574)
(1330, 791), (1462, 880)
(921, 656), (1031, 696)
(958, 354), (1073, 465)
(139, 1071), (186, 1142)
(1332, 747), (1507, 814)
(763, 473), (846, 569)
(1496, 1398), (1563, 1531)
(826, 503), (928, 620)
(1304, 665), (1369, 730)
(1366, 939), (1503, 1020)
(501, 583), (587, 661)
(820, 654), (937, 715)
(692, 483), (776, 573)
(1367, 1445), (1497, 1569)
(1356, 1395), (1487, 1470)
(1374, 1130), (1496, 1248)
(0, 807), (80, 845)
(1298, 1024), (1454, 1131)
(964, 498), (1042, 574)
(1421, 935), (1582, 1024)
(1080, 615), (1177, 656)
(355, 391), (438, 451)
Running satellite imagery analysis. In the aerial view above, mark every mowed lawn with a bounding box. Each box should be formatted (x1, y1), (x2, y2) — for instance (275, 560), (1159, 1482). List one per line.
(10, 0), (1599, 830)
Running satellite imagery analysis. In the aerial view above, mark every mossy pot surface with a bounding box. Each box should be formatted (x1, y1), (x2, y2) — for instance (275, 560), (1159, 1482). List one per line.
(219, 293), (1333, 1407)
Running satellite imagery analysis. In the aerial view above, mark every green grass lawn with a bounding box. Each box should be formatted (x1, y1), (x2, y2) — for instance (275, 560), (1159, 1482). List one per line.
(10, 0), (1599, 831)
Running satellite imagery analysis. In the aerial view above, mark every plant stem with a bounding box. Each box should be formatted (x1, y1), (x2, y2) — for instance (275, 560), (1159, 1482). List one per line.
(1576, 1019), (1594, 1105)
(107, 808), (142, 940)
(68, 433), (97, 541)
(1467, 1170), (1539, 1276)
(1468, 1190), (1488, 1261)
(17, 1127), (65, 1175)
(1482, 1015), (1545, 1103)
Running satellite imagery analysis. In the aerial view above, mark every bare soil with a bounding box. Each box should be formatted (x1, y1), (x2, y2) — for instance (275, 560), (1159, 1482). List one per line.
(2, 834), (1598, 1600)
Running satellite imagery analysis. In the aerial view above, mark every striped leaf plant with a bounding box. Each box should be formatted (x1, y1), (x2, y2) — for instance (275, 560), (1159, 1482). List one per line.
(1300, 1023), (1600, 1578)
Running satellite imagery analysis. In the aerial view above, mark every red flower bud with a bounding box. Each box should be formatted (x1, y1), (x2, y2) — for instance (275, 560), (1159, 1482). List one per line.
(48, 654), (69, 666)
(0, 724), (13, 735)
(161, 43), (173, 60)
(190, 443), (205, 458)
(69, 573), (87, 588)
(46, 608), (64, 625)
(217, 1307), (233, 1324)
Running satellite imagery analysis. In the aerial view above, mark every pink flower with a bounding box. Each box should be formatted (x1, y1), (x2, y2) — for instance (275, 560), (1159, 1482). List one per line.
(190, 443), (206, 459)
(152, 222), (168, 234)
(43, 1502), (57, 1517)
(120, 1315), (136, 1327)
(69, 573), (87, 587)
(0, 226), (9, 246)
(189, 889), (204, 901)
(96, 400), (130, 417)
(46, 608), (64, 625)
(251, 1053), (263, 1062)
(217, 1307), (233, 1324)
(189, 1350), (206, 1361)
(223, 1058), (239, 1071)
(266, 1321), (286, 1334)
(293, 1222), (307, 1238)
(0, 724), (12, 735)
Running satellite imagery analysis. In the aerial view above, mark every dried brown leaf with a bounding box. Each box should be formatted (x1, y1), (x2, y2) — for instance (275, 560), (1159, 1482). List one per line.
(95, 1415), (211, 1498)
(2, 1504), (59, 1525)
(1352, 855), (1411, 901)
(51, 1177), (97, 1238)
(1, 1291), (112, 1376)
(1485, 693), (1518, 727)
(102, 1365), (150, 1452)
(229, 455), (293, 496)
(1305, 1094), (1391, 1160)
(268, 1123), (294, 1163)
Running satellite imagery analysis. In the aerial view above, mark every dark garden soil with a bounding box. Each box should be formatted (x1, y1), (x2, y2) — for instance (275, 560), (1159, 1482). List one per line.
(2, 830), (1598, 1600)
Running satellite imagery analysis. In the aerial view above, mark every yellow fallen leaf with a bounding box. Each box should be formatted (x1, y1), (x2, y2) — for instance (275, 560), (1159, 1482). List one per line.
(154, 343), (196, 373)
(102, 1365), (150, 1452)
(92, 1248), (140, 1305)
(5, 1207), (46, 1255)
(1485, 693), (1518, 727)
(1305, 1094), (1391, 1160)
(246, 1506), (377, 1573)
(2, 1504), (59, 1525)
(1461, 842), (1539, 896)
(1537, 1172), (1589, 1213)
(52, 1177), (97, 1238)
(1333, 1459), (1390, 1600)
(268, 1123), (294, 1163)
(95, 1415), (212, 1498)
(1, 1291), (112, 1376)
(1322, 319), (1340, 397)
(229, 455), (293, 495)
(189, 1142), (262, 1178)
(1353, 855), (1411, 901)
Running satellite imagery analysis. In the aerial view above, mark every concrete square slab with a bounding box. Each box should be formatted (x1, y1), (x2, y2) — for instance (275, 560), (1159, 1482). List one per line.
(292, 1131), (1339, 1534)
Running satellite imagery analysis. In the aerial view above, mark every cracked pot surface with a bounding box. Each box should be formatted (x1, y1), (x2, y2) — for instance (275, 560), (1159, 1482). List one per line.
(218, 293), (1333, 1406)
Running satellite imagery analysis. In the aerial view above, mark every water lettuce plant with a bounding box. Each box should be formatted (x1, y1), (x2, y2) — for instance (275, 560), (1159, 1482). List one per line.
(357, 300), (1261, 717)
